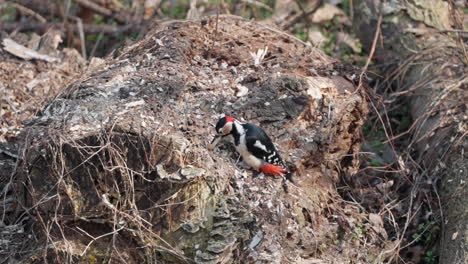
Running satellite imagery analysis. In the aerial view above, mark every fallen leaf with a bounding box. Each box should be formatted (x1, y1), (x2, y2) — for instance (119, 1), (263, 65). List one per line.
(308, 30), (329, 47)
(236, 84), (249, 97)
(369, 213), (388, 240)
(310, 4), (348, 24)
(336, 32), (362, 53)
(2, 38), (59, 62)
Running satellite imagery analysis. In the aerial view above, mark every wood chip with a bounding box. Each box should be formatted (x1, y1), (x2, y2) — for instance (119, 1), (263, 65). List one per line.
(2, 38), (59, 62)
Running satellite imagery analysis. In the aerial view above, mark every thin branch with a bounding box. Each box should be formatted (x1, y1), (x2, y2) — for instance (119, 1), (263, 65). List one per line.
(361, 14), (382, 77)
(291, 0), (314, 41)
(8, 2), (47, 23)
(90, 32), (104, 58)
(76, 226), (125, 256)
(439, 29), (468, 34)
(0, 21), (137, 34)
(73, 0), (112, 16)
(73, 16), (87, 59)
(241, 0), (273, 12)
(73, 0), (134, 24)
(282, 0), (322, 30)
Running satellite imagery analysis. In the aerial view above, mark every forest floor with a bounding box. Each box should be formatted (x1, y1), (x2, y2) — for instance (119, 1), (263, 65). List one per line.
(1, 1), (466, 263)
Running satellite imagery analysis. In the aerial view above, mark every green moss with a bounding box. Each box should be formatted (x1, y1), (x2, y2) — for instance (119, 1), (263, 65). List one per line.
(83, 254), (98, 264)
(93, 14), (105, 24)
(86, 34), (98, 42)
(236, 0), (274, 19)
(424, 251), (437, 264)
(0, 3), (16, 22)
(294, 28), (308, 42)
(339, 0), (351, 16)
(79, 247), (109, 264)
(369, 159), (382, 167)
(161, 0), (190, 19)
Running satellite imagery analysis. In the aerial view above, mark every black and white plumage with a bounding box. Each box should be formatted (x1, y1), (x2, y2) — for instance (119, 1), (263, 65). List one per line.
(208, 116), (290, 177)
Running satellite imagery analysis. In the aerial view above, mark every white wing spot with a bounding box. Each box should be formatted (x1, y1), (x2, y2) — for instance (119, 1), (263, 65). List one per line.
(254, 140), (268, 152)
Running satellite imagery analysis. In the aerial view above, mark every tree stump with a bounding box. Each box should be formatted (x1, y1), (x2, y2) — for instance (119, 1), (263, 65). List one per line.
(353, 1), (467, 263)
(6, 15), (379, 263)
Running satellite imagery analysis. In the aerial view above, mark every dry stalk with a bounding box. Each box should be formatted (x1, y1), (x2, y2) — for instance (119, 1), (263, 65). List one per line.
(13, 123), (196, 263)
(8, 2), (47, 23)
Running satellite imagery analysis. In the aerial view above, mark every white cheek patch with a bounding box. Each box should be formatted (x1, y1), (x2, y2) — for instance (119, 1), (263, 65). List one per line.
(254, 140), (268, 152)
(222, 122), (233, 135)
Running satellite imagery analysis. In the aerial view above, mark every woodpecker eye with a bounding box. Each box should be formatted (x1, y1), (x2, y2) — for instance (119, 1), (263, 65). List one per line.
(215, 116), (234, 136)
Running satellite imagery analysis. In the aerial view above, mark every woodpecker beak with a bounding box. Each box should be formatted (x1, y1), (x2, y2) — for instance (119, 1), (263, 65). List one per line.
(208, 135), (221, 150)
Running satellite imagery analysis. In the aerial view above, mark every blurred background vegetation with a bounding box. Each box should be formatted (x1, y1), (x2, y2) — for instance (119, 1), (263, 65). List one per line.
(0, 0), (365, 61)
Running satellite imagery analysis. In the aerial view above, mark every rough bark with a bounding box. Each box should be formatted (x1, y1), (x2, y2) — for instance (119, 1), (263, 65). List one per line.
(353, 1), (467, 263)
(2, 15), (384, 263)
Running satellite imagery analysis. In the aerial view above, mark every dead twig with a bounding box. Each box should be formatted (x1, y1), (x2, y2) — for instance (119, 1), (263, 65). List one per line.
(241, 0), (273, 12)
(289, 0), (314, 41)
(0, 21), (137, 34)
(360, 14), (382, 79)
(282, 0), (322, 30)
(2, 38), (59, 62)
(439, 29), (468, 34)
(215, 0), (220, 36)
(76, 226), (125, 256)
(6, 2), (47, 23)
(72, 0), (134, 24)
(73, 16), (87, 59)
(382, 110), (433, 144)
(89, 32), (104, 58)
(73, 0), (112, 17)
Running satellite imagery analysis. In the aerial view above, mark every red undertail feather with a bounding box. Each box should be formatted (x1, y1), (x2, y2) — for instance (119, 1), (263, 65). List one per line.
(259, 163), (286, 176)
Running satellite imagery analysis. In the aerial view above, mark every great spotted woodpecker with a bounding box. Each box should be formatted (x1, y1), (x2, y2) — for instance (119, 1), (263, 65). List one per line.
(208, 116), (291, 178)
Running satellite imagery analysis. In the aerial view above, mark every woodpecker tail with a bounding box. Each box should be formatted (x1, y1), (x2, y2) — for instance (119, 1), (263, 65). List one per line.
(259, 163), (294, 183)
(259, 163), (287, 176)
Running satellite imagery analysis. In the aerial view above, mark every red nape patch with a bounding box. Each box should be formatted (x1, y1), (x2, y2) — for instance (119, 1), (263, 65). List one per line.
(225, 116), (235, 122)
(259, 163), (286, 176)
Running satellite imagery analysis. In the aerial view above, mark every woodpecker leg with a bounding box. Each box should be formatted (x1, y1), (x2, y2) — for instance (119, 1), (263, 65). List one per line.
(238, 160), (251, 169)
(259, 163), (286, 176)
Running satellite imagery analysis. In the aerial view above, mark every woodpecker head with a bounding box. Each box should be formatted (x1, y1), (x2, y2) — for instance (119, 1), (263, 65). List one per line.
(215, 115), (235, 136)
(208, 116), (235, 150)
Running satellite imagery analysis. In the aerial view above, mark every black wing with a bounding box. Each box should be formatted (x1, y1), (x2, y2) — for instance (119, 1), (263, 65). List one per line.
(243, 123), (283, 165)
